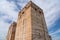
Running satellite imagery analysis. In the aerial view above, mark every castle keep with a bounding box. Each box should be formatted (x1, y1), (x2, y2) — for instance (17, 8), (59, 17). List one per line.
(7, 1), (52, 40)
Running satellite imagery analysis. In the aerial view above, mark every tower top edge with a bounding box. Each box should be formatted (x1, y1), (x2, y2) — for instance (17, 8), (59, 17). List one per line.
(19, 1), (43, 15)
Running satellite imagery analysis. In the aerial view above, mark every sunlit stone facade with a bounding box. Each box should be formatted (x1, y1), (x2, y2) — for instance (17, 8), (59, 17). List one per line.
(7, 1), (52, 40)
(7, 22), (16, 40)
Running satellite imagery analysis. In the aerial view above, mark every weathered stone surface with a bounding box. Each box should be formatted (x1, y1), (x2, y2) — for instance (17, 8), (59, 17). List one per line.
(7, 1), (52, 40)
(7, 22), (17, 40)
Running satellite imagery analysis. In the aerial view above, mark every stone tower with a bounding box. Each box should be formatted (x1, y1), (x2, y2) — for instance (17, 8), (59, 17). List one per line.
(15, 1), (51, 40)
(7, 1), (52, 40)
(7, 22), (17, 40)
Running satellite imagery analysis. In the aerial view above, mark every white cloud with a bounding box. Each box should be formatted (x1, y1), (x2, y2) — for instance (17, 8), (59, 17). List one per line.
(0, 20), (10, 40)
(49, 29), (60, 40)
(16, 0), (29, 9)
(53, 37), (60, 40)
(0, 0), (19, 40)
(50, 29), (60, 35)
(0, 0), (18, 21)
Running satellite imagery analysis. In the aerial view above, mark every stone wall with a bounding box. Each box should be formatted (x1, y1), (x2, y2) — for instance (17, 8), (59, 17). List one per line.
(7, 22), (16, 40)
(15, 6), (32, 40)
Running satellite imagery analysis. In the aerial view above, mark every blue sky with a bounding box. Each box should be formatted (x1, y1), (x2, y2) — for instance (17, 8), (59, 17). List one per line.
(0, 0), (60, 40)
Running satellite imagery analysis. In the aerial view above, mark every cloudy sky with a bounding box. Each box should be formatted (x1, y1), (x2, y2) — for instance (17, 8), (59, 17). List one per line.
(0, 0), (60, 40)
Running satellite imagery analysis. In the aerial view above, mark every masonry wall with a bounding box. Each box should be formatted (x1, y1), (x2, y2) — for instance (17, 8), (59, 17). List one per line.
(7, 22), (16, 40)
(14, 1), (52, 40)
(31, 5), (50, 40)
(31, 6), (44, 40)
(15, 6), (32, 40)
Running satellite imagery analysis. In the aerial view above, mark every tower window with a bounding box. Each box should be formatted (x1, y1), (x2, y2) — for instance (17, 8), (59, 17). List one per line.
(35, 8), (37, 11)
(39, 11), (41, 13)
(22, 12), (24, 14)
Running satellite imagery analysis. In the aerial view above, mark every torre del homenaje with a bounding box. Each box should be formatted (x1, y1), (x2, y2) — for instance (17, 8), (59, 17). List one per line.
(6, 1), (52, 40)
